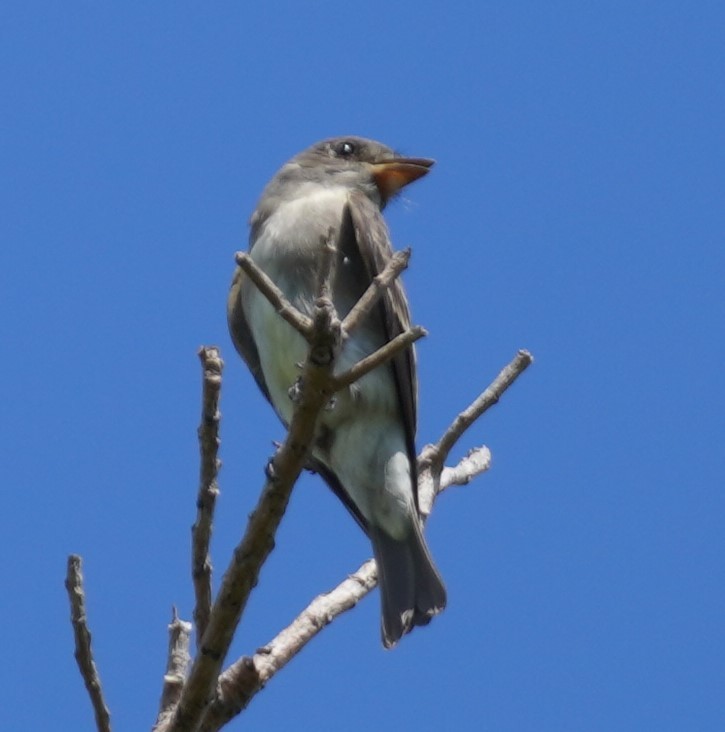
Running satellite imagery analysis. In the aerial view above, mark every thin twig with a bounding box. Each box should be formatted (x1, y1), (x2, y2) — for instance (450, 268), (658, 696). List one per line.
(330, 326), (427, 392)
(192, 347), (223, 645)
(421, 349), (534, 477)
(153, 609), (193, 732)
(200, 559), (378, 729)
(65, 555), (112, 732)
(341, 248), (411, 335)
(440, 445), (493, 488)
(235, 252), (313, 339)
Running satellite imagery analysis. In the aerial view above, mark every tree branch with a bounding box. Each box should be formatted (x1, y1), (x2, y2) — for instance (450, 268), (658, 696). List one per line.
(235, 252), (313, 339)
(330, 325), (427, 392)
(192, 347), (223, 645)
(200, 559), (379, 729)
(420, 349), (534, 479)
(65, 555), (112, 732)
(340, 248), (411, 335)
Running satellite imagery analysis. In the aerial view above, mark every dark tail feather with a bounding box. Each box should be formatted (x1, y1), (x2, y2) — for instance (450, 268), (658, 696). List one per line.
(370, 521), (447, 648)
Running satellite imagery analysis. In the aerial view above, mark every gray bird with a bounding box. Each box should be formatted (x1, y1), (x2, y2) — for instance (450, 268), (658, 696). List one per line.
(227, 136), (446, 647)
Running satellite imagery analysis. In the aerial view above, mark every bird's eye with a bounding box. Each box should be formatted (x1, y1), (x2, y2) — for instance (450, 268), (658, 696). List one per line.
(335, 140), (357, 158)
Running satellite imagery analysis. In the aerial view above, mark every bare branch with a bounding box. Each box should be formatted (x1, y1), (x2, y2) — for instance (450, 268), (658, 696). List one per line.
(440, 445), (493, 488)
(421, 349), (533, 477)
(192, 347), (223, 645)
(153, 609), (193, 732)
(200, 560), (379, 729)
(341, 248), (411, 335)
(235, 252), (313, 339)
(166, 300), (342, 732)
(65, 555), (112, 732)
(330, 326), (427, 392)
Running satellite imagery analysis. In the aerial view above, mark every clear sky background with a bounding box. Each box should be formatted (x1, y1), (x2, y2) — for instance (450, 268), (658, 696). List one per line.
(3, 2), (723, 730)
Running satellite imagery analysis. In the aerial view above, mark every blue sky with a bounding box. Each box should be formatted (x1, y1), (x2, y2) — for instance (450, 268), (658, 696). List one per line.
(3, 2), (724, 730)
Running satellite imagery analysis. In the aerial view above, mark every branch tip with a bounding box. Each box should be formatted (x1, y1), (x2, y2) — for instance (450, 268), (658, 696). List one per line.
(65, 555), (112, 732)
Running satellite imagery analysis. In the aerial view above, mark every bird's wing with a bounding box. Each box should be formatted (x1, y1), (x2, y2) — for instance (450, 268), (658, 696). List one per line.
(227, 266), (273, 404)
(345, 189), (419, 490)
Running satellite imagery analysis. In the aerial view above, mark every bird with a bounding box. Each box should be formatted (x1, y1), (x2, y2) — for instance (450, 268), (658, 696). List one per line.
(227, 136), (446, 647)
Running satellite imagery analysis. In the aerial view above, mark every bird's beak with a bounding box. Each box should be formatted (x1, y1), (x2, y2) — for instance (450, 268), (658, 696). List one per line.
(370, 157), (435, 201)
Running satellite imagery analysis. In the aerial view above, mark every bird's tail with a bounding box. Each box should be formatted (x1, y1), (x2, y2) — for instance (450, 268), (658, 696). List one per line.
(370, 520), (447, 648)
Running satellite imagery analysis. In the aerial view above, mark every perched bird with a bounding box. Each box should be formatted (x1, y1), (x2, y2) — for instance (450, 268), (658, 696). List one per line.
(227, 136), (446, 647)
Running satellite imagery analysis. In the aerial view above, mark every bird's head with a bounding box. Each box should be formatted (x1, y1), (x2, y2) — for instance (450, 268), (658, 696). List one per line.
(285, 136), (435, 209)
